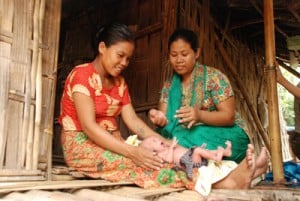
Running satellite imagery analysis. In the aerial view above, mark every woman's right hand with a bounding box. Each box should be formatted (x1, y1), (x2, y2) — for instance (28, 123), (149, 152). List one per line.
(276, 67), (284, 84)
(128, 146), (163, 170)
(149, 109), (168, 127)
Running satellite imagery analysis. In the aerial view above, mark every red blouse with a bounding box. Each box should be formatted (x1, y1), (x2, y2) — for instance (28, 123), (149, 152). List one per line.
(59, 63), (131, 132)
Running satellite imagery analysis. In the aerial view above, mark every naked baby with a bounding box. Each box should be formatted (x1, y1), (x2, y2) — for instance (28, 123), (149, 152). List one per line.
(140, 136), (232, 179)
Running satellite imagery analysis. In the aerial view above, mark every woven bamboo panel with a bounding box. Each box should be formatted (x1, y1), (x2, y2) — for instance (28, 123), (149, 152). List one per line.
(0, 0), (61, 181)
(0, 0), (34, 173)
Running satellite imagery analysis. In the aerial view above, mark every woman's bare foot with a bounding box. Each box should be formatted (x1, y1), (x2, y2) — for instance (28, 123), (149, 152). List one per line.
(213, 144), (256, 189)
(253, 147), (269, 178)
(256, 147), (268, 168)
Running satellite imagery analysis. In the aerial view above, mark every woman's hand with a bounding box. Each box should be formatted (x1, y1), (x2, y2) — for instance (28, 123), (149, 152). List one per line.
(149, 109), (168, 127)
(276, 67), (285, 84)
(129, 146), (164, 170)
(174, 105), (201, 129)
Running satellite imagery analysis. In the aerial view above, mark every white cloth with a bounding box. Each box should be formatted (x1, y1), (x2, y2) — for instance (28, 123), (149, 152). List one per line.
(195, 160), (238, 196)
(125, 135), (141, 146)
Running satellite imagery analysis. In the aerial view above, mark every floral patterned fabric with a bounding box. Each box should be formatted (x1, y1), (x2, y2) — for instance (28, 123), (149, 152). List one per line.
(59, 63), (196, 189)
(61, 130), (196, 189)
(160, 63), (249, 136)
(59, 63), (131, 132)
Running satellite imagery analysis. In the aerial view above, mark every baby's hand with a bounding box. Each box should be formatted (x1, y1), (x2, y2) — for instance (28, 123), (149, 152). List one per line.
(171, 137), (178, 149)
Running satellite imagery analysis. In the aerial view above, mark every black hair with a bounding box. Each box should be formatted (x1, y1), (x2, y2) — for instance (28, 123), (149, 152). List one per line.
(93, 23), (135, 57)
(168, 28), (199, 52)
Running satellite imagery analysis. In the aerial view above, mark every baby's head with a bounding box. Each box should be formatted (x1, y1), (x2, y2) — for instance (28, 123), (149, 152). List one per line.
(140, 136), (166, 152)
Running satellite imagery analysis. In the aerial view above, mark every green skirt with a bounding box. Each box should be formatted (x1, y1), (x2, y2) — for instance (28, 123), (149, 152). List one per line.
(157, 124), (249, 163)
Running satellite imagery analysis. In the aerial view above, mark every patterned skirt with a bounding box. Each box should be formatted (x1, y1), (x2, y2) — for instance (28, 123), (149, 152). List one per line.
(60, 130), (196, 189)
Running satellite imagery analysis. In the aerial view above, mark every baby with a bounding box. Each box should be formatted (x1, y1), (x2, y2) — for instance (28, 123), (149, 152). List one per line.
(140, 136), (232, 179)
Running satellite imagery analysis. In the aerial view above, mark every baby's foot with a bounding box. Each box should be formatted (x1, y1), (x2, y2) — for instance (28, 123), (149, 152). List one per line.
(223, 141), (232, 157)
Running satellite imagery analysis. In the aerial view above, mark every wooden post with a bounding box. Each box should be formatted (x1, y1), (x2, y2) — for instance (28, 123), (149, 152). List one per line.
(42, 0), (62, 180)
(263, 0), (284, 183)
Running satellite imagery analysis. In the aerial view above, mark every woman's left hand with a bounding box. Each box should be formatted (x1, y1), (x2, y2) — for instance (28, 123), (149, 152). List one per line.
(129, 146), (164, 170)
(174, 105), (201, 129)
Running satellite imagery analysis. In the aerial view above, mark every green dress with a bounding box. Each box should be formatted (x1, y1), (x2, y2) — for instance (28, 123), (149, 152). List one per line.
(157, 63), (250, 163)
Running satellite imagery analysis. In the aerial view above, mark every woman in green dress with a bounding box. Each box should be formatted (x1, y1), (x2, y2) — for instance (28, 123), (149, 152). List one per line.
(150, 28), (268, 189)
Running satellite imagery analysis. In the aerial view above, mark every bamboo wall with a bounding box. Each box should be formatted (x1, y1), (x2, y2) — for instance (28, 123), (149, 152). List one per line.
(0, 0), (61, 181)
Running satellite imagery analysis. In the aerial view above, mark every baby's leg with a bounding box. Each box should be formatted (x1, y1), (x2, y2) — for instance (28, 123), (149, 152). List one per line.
(192, 148), (217, 163)
(215, 141), (232, 161)
(215, 147), (224, 162)
(193, 140), (232, 162)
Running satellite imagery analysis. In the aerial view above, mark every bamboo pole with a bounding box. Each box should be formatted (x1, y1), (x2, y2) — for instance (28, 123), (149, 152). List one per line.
(221, 11), (231, 45)
(0, 2), (12, 167)
(215, 36), (270, 152)
(22, 0), (34, 170)
(32, 51), (42, 170)
(27, 0), (40, 170)
(43, 0), (62, 180)
(287, 5), (300, 23)
(0, 169), (42, 176)
(0, 180), (134, 194)
(33, 0), (45, 170)
(263, 0), (284, 183)
(26, 107), (35, 169)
